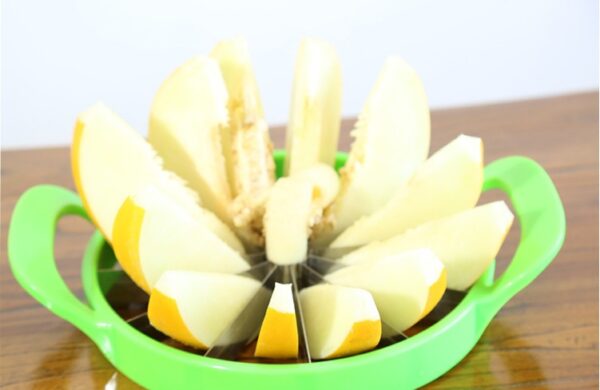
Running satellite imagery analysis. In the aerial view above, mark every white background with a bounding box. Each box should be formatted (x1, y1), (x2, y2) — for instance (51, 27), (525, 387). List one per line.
(2, 0), (598, 149)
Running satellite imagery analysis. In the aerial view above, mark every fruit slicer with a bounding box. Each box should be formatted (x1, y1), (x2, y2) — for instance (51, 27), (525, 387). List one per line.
(8, 151), (565, 389)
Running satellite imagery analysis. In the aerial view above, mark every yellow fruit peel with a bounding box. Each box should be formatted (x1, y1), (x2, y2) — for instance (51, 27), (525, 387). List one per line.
(112, 197), (149, 292)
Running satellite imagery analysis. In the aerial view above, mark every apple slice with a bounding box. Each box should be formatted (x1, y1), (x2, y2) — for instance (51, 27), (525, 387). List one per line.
(210, 38), (275, 247)
(329, 134), (483, 250)
(149, 56), (233, 225)
(323, 57), (430, 243)
(255, 283), (298, 359)
(112, 185), (249, 293)
(285, 38), (342, 175)
(148, 271), (266, 349)
(71, 103), (200, 241)
(264, 165), (339, 265)
(326, 249), (445, 332)
(339, 201), (514, 290)
(300, 284), (381, 359)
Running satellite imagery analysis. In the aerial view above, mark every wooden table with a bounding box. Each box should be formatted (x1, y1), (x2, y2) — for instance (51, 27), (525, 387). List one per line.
(1, 92), (598, 389)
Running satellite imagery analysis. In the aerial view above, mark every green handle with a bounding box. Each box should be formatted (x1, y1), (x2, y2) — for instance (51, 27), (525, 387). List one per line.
(8, 185), (103, 342)
(474, 157), (566, 317)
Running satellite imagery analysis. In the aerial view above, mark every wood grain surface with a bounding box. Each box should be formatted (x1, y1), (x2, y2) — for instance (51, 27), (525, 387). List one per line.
(1, 92), (598, 389)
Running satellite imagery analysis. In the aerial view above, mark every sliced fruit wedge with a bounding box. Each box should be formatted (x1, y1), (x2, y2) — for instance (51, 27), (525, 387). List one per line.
(71, 103), (200, 241)
(264, 177), (313, 265)
(149, 56), (233, 225)
(210, 38), (275, 247)
(329, 134), (483, 250)
(112, 185), (249, 293)
(254, 283), (298, 359)
(294, 163), (340, 231)
(326, 249), (446, 332)
(285, 38), (342, 175)
(264, 165), (339, 265)
(293, 163), (340, 209)
(323, 57), (430, 242)
(338, 201), (514, 290)
(300, 284), (381, 360)
(148, 271), (265, 349)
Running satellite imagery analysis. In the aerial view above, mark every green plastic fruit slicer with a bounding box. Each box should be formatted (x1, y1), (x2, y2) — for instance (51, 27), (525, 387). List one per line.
(8, 151), (565, 389)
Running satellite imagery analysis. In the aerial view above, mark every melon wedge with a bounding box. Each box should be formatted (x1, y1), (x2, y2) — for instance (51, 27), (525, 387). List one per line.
(210, 38), (275, 246)
(324, 57), (430, 241)
(338, 201), (514, 290)
(326, 249), (445, 332)
(71, 103), (200, 241)
(294, 163), (340, 233)
(148, 271), (265, 348)
(149, 56), (233, 225)
(112, 185), (249, 293)
(329, 134), (483, 250)
(300, 284), (381, 359)
(293, 163), (340, 210)
(264, 177), (313, 265)
(255, 283), (298, 359)
(285, 38), (342, 175)
(264, 165), (339, 265)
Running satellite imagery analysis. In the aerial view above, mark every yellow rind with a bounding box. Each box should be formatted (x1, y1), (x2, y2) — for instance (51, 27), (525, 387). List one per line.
(112, 197), (149, 292)
(326, 319), (381, 359)
(71, 120), (108, 240)
(254, 308), (299, 359)
(148, 288), (207, 350)
(421, 268), (447, 320)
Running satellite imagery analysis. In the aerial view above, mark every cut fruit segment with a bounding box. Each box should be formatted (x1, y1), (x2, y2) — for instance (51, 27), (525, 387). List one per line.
(112, 186), (249, 293)
(293, 164), (340, 233)
(254, 283), (298, 359)
(149, 56), (233, 225)
(299, 284), (381, 359)
(338, 201), (514, 290)
(324, 57), (430, 242)
(264, 178), (313, 265)
(285, 38), (342, 175)
(71, 103), (200, 241)
(264, 165), (339, 265)
(148, 271), (264, 348)
(329, 134), (483, 250)
(293, 163), (340, 210)
(210, 38), (275, 247)
(326, 249), (445, 332)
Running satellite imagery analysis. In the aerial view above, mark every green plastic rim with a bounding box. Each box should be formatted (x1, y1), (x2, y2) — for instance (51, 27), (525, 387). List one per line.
(8, 153), (566, 389)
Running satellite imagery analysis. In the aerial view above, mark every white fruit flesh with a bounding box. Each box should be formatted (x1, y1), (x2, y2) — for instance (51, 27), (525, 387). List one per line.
(326, 57), (430, 240)
(149, 271), (266, 348)
(255, 283), (298, 358)
(285, 38), (342, 175)
(264, 178), (313, 264)
(264, 165), (339, 265)
(293, 164), (340, 232)
(293, 163), (340, 209)
(193, 207), (246, 254)
(112, 186), (249, 292)
(140, 181), (244, 253)
(339, 201), (514, 290)
(326, 249), (443, 332)
(329, 134), (483, 250)
(300, 284), (381, 359)
(71, 103), (199, 241)
(149, 56), (233, 225)
(210, 38), (275, 246)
